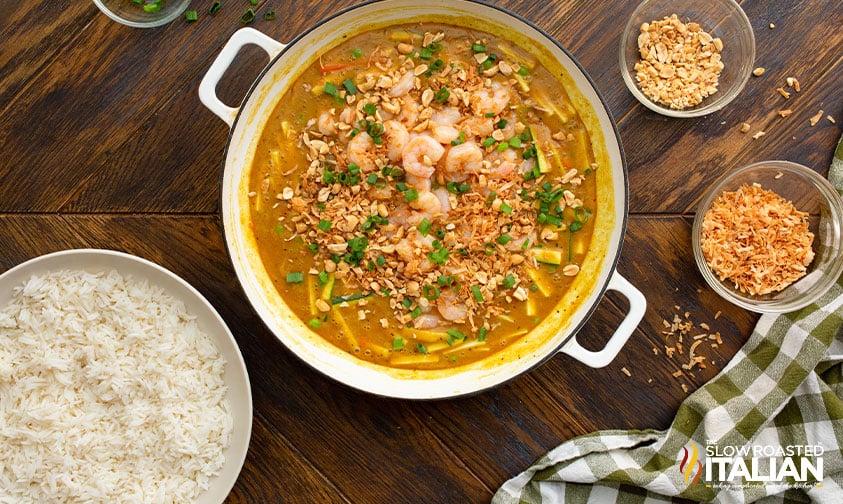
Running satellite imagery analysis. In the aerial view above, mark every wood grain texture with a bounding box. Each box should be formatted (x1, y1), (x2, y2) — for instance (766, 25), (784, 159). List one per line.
(1, 0), (841, 502)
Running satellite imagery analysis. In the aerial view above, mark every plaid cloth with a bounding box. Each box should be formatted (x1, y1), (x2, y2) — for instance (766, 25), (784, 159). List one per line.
(493, 138), (843, 504)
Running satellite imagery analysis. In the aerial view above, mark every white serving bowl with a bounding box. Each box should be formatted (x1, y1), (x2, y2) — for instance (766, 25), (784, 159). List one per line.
(0, 249), (252, 502)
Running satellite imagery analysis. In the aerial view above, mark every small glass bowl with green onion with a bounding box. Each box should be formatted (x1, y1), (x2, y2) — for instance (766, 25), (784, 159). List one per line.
(93, 0), (192, 28)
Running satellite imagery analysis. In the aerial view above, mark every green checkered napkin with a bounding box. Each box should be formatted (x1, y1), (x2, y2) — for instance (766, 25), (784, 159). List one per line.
(493, 135), (843, 504)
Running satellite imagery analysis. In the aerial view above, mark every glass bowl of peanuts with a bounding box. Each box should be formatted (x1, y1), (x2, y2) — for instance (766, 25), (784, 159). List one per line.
(692, 161), (843, 313)
(619, 0), (755, 117)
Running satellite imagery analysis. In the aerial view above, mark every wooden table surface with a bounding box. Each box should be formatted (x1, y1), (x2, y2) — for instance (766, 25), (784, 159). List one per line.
(2, 0), (841, 502)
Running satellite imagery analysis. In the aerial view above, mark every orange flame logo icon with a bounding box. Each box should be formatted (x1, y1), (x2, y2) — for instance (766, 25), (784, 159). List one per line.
(679, 441), (703, 486)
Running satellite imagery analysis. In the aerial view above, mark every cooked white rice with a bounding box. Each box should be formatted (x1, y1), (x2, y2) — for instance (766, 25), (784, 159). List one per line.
(0, 269), (232, 503)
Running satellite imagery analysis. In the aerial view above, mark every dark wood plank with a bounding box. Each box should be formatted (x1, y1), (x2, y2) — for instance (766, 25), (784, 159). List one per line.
(0, 1), (96, 111)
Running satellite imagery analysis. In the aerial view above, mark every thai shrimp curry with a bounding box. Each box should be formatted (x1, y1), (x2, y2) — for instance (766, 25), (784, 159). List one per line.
(249, 23), (599, 369)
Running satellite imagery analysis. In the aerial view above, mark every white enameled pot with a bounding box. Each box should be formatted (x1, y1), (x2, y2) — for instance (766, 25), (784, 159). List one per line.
(199, 0), (646, 399)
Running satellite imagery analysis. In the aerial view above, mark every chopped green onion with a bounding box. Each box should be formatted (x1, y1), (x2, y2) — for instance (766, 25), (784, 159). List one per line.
(478, 326), (488, 341)
(208, 0), (221, 14)
(482, 137), (496, 148)
(446, 328), (466, 341)
(419, 47), (434, 59)
(185, 10), (198, 21)
(485, 190), (497, 207)
(308, 318), (322, 329)
(240, 8), (255, 24)
(393, 337), (405, 350)
(363, 103), (377, 115)
(472, 43), (486, 53)
(428, 247), (450, 265)
(410, 307), (422, 318)
(366, 173), (379, 185)
(402, 298), (413, 308)
(348, 236), (368, 252)
(502, 274), (516, 289)
(322, 81), (338, 97)
(317, 219), (332, 232)
(367, 122), (384, 136)
(496, 119), (508, 129)
(404, 188), (419, 202)
(497, 234), (512, 245)
(471, 285), (484, 302)
(500, 203), (513, 214)
(352, 48), (363, 59)
(263, 10), (276, 21)
(496, 141), (510, 152)
(509, 137), (522, 148)
(423, 285), (440, 300)
(429, 59), (444, 72)
(417, 343), (427, 354)
(342, 78), (357, 95)
(417, 218), (432, 236)
(286, 272), (304, 283)
(434, 87), (450, 103)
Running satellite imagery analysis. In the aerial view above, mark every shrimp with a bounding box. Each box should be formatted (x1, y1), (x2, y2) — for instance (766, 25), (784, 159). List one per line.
(429, 107), (462, 144)
(409, 190), (442, 215)
(398, 98), (420, 127)
(431, 187), (451, 214)
(487, 148), (534, 178)
(436, 290), (468, 322)
(430, 124), (460, 144)
(469, 81), (512, 116)
(317, 110), (337, 136)
(443, 141), (483, 181)
(431, 107), (461, 126)
(413, 313), (443, 329)
(383, 120), (409, 162)
(347, 131), (376, 171)
(402, 135), (445, 180)
(459, 116), (494, 138)
(338, 106), (355, 125)
(395, 232), (435, 274)
(389, 71), (416, 97)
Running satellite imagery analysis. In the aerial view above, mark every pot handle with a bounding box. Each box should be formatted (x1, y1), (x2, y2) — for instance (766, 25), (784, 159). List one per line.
(199, 27), (286, 127)
(559, 273), (645, 368)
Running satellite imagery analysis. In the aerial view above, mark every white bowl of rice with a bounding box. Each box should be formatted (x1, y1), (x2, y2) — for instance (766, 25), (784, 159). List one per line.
(0, 249), (251, 503)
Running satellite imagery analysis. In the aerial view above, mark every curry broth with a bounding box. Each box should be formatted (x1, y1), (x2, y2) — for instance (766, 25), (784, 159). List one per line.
(249, 23), (598, 369)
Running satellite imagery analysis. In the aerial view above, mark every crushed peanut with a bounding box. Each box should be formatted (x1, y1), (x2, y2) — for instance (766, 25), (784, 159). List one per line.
(752, 67), (766, 76)
(739, 122), (751, 133)
(809, 109), (824, 126)
(633, 14), (724, 109)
